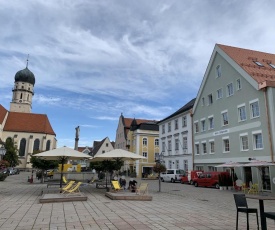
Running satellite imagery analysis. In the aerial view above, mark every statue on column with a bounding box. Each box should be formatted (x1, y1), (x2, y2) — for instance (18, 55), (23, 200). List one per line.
(74, 126), (80, 150)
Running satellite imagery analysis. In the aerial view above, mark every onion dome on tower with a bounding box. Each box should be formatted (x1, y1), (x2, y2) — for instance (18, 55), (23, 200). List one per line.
(14, 67), (35, 85)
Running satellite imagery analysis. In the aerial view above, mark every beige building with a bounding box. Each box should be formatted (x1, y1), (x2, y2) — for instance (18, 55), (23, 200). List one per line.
(0, 65), (57, 168)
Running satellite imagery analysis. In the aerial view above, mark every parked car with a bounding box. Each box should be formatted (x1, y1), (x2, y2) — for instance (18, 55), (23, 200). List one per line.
(8, 167), (16, 175)
(161, 169), (185, 183)
(181, 170), (203, 185)
(0, 168), (10, 176)
(13, 168), (20, 174)
(193, 171), (230, 189)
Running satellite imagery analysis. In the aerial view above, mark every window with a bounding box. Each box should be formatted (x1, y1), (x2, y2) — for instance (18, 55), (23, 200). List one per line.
(208, 94), (213, 105)
(253, 133), (263, 149)
(201, 120), (206, 132)
(176, 160), (179, 169)
(227, 83), (234, 96)
(216, 65), (221, 78)
(217, 88), (223, 99)
(183, 137), (188, 150)
(184, 160), (188, 171)
(194, 122), (199, 133)
(208, 117), (214, 130)
(196, 166), (204, 171)
(222, 111), (228, 126)
(102, 150), (105, 153)
(195, 144), (200, 155)
(155, 139), (159, 146)
(223, 139), (230, 152)
(175, 119), (178, 130)
(236, 79), (241, 90)
(46, 140), (51, 151)
(19, 138), (26, 156)
(241, 136), (249, 151)
(238, 106), (246, 121)
(154, 152), (159, 161)
(162, 142), (165, 152)
(106, 143), (109, 147)
(202, 97), (205, 106)
(162, 124), (165, 134)
(143, 138), (147, 146)
(175, 139), (179, 150)
(254, 61), (264, 67)
(168, 140), (172, 151)
(208, 166), (216, 172)
(250, 101), (260, 118)
(182, 116), (187, 127)
(33, 139), (40, 151)
(202, 143), (207, 154)
(168, 122), (171, 132)
(269, 63), (275, 69)
(210, 141), (215, 154)
(143, 152), (148, 158)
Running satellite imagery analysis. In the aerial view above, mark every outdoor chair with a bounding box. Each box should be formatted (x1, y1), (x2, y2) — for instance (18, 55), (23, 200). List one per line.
(248, 184), (259, 195)
(233, 194), (259, 230)
(111, 180), (124, 192)
(62, 182), (82, 196)
(136, 183), (148, 195)
(62, 176), (68, 184)
(60, 180), (75, 192)
(264, 212), (275, 227)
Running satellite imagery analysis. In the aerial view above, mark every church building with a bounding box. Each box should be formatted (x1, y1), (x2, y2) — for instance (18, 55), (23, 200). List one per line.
(0, 63), (57, 169)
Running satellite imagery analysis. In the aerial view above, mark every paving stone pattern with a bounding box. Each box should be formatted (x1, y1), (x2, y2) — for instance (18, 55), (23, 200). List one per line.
(0, 172), (274, 230)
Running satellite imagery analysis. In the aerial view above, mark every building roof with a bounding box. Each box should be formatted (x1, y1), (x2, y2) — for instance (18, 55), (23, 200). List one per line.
(157, 98), (196, 124)
(77, 146), (93, 154)
(218, 44), (275, 88)
(3, 111), (55, 135)
(91, 137), (107, 157)
(15, 67), (35, 85)
(0, 104), (8, 125)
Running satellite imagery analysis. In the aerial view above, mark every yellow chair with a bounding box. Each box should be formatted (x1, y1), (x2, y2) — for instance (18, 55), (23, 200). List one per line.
(136, 183), (149, 195)
(62, 182), (82, 196)
(241, 183), (249, 194)
(60, 180), (75, 191)
(62, 176), (68, 184)
(248, 184), (259, 195)
(111, 180), (124, 192)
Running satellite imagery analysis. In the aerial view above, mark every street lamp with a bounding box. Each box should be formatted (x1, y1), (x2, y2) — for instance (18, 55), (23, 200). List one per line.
(155, 152), (164, 192)
(0, 144), (6, 160)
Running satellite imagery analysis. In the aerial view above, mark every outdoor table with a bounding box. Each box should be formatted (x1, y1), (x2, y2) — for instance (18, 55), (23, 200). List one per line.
(246, 194), (275, 230)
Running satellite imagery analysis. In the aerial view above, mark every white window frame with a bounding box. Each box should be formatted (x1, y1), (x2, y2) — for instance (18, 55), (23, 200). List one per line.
(250, 99), (260, 119)
(175, 139), (179, 150)
(168, 140), (172, 151)
(227, 83), (234, 97)
(208, 116), (214, 130)
(162, 124), (165, 134)
(168, 122), (171, 132)
(175, 119), (178, 130)
(202, 141), (207, 154)
(223, 136), (230, 153)
(209, 139), (215, 154)
(201, 118), (206, 132)
(155, 138), (159, 146)
(194, 121), (199, 133)
(142, 152), (148, 158)
(217, 88), (223, 100)
(183, 136), (188, 150)
(252, 131), (263, 150)
(216, 65), (221, 78)
(142, 138), (147, 146)
(236, 79), (241, 90)
(221, 110), (228, 126)
(238, 104), (247, 122)
(240, 133), (249, 151)
(195, 142), (200, 155)
(182, 116), (187, 127)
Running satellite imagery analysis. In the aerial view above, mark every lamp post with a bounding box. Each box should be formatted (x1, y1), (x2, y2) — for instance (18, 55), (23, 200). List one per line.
(0, 144), (6, 160)
(155, 152), (164, 192)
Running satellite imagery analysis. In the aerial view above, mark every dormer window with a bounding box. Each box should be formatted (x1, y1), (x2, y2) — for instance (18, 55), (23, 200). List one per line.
(254, 61), (264, 67)
(269, 63), (275, 69)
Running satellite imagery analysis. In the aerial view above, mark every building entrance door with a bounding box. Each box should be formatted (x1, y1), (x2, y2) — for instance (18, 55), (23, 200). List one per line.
(244, 167), (252, 186)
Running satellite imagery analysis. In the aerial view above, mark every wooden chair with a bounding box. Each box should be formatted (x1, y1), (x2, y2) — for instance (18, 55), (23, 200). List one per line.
(111, 180), (124, 192)
(248, 184), (259, 195)
(62, 182), (82, 196)
(233, 194), (259, 230)
(136, 183), (148, 195)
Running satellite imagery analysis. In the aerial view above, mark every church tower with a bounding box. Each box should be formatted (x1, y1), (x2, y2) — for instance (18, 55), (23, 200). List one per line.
(10, 62), (35, 113)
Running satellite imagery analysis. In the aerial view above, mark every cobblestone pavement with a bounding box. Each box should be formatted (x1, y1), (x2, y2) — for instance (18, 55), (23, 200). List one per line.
(0, 172), (275, 230)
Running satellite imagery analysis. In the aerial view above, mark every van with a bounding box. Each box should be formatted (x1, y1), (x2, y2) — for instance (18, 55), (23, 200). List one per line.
(181, 170), (203, 185)
(192, 171), (230, 189)
(161, 169), (185, 183)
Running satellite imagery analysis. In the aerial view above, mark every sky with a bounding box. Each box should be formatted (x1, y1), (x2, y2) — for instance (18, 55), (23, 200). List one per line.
(1, 0), (275, 148)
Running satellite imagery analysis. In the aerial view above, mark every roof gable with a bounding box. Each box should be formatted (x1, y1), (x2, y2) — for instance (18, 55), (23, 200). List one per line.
(0, 104), (8, 125)
(4, 111), (55, 135)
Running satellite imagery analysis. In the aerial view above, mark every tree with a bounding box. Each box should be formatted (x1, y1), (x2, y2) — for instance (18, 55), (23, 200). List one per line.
(30, 150), (58, 183)
(3, 138), (21, 167)
(153, 163), (167, 192)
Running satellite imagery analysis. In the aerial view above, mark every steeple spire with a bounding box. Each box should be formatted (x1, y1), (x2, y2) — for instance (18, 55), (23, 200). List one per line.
(26, 54), (29, 68)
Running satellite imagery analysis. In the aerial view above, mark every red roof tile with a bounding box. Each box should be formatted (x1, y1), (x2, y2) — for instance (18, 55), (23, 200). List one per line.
(218, 44), (275, 88)
(0, 105), (8, 124)
(4, 111), (56, 135)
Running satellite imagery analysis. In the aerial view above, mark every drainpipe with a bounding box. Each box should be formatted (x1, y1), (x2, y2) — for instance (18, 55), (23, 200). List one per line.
(263, 88), (274, 163)
(190, 110), (195, 170)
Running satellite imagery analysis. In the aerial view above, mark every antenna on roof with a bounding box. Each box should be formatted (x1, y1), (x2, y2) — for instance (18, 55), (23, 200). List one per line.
(26, 54), (29, 68)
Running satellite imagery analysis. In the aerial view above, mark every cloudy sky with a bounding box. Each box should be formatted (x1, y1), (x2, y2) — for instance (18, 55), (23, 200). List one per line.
(1, 0), (275, 148)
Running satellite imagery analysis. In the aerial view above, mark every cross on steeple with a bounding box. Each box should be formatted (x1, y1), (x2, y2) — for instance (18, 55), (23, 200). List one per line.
(26, 54), (29, 68)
